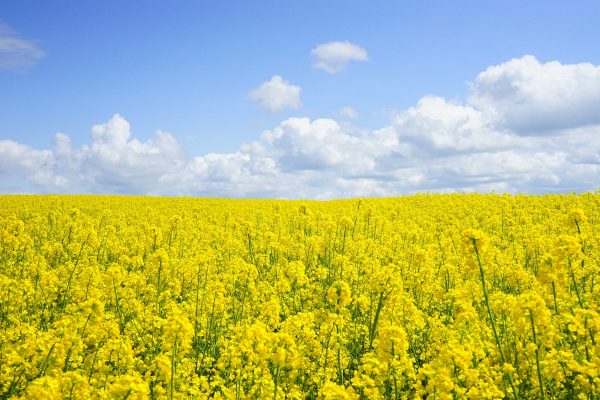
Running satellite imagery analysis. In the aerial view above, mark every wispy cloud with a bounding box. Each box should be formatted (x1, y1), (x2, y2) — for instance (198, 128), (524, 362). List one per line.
(0, 23), (45, 71)
(339, 106), (359, 120)
(311, 41), (368, 74)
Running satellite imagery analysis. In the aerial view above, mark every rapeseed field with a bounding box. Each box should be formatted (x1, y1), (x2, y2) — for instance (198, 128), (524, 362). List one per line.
(0, 194), (598, 399)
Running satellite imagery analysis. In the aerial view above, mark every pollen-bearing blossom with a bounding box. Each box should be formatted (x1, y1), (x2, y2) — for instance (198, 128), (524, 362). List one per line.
(0, 193), (599, 399)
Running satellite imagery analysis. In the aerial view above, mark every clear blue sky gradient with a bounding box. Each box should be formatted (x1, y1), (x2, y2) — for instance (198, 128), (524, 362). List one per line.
(2, 1), (599, 157)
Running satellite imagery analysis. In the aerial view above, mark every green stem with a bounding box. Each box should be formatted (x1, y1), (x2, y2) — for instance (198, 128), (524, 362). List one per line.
(170, 336), (178, 400)
(473, 240), (519, 400)
(336, 324), (344, 385)
(36, 342), (56, 378)
(551, 281), (559, 315)
(529, 310), (544, 399)
(568, 259), (584, 309)
(368, 290), (385, 349)
(273, 365), (281, 400)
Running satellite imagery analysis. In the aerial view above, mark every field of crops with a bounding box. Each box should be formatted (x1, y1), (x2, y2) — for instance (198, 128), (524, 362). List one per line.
(0, 194), (598, 399)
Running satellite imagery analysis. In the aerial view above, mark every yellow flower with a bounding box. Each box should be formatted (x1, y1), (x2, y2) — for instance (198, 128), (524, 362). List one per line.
(106, 373), (149, 399)
(461, 229), (489, 253)
(327, 281), (352, 310)
(554, 234), (581, 261)
(568, 208), (587, 225)
(1, 194), (598, 399)
(339, 216), (353, 230)
(318, 381), (358, 399)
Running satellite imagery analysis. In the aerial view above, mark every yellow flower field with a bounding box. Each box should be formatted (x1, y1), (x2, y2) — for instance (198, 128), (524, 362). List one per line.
(0, 194), (598, 399)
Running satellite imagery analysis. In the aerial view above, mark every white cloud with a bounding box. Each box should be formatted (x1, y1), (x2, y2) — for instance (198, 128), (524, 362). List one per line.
(261, 117), (365, 173)
(3, 56), (600, 197)
(249, 75), (302, 113)
(339, 106), (359, 119)
(0, 140), (66, 190)
(469, 55), (600, 133)
(0, 23), (45, 71)
(0, 114), (186, 194)
(311, 41), (368, 74)
(393, 96), (528, 152)
(81, 114), (187, 193)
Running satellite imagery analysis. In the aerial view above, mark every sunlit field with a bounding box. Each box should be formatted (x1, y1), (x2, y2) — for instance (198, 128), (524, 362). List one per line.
(0, 194), (598, 399)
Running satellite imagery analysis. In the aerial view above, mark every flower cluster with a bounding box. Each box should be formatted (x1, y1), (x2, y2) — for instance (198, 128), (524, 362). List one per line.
(0, 194), (598, 398)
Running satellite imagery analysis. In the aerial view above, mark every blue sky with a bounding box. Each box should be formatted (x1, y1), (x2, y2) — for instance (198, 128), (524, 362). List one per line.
(1, 1), (600, 197)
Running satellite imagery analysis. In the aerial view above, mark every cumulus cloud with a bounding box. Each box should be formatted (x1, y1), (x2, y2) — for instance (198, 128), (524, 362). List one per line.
(469, 55), (600, 133)
(0, 114), (188, 194)
(82, 115), (186, 193)
(260, 117), (396, 175)
(2, 55), (600, 197)
(311, 41), (368, 74)
(393, 96), (528, 153)
(0, 23), (45, 71)
(0, 140), (66, 191)
(249, 75), (302, 113)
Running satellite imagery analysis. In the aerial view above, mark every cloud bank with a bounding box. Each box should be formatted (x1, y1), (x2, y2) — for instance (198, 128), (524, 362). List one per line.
(2, 55), (600, 198)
